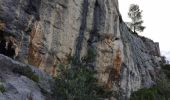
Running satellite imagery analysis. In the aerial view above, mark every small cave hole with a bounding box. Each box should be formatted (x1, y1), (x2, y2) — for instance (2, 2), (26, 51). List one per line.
(0, 32), (17, 59)
(115, 37), (119, 40)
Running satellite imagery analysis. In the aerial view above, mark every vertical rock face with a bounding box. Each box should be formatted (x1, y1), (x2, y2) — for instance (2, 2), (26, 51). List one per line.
(119, 23), (161, 99)
(0, 0), (161, 99)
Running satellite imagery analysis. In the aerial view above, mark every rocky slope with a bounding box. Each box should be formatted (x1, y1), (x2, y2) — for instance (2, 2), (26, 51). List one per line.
(0, 54), (53, 100)
(0, 0), (162, 99)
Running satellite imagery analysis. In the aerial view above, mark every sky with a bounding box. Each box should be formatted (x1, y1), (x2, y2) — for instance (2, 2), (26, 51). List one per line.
(119, 0), (170, 61)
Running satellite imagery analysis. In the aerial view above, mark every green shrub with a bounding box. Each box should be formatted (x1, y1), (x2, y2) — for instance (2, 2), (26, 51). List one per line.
(82, 48), (97, 63)
(30, 73), (39, 82)
(0, 84), (6, 93)
(130, 64), (170, 100)
(130, 84), (170, 100)
(13, 66), (39, 82)
(162, 64), (170, 79)
(53, 64), (112, 100)
(130, 87), (164, 100)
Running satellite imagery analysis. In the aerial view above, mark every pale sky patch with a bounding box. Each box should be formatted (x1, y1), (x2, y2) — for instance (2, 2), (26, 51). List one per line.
(119, 0), (170, 60)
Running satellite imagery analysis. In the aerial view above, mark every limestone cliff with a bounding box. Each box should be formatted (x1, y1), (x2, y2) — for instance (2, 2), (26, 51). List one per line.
(0, 0), (161, 99)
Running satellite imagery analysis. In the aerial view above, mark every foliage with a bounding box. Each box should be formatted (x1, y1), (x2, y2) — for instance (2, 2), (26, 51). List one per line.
(130, 64), (170, 100)
(29, 73), (40, 82)
(13, 66), (39, 82)
(127, 4), (145, 33)
(162, 64), (170, 80)
(81, 47), (97, 63)
(53, 64), (112, 100)
(130, 88), (160, 100)
(0, 84), (6, 93)
(130, 84), (170, 100)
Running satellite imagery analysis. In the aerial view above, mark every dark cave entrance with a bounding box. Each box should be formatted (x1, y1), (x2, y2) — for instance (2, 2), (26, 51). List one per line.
(0, 31), (16, 59)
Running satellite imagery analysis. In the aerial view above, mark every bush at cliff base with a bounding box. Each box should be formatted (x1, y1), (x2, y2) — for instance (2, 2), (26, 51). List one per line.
(52, 64), (112, 100)
(130, 64), (170, 100)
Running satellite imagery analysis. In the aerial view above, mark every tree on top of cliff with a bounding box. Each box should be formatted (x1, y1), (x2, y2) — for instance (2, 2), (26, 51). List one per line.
(127, 4), (145, 33)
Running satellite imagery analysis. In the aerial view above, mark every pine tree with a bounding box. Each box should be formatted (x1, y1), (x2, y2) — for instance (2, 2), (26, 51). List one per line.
(127, 4), (145, 33)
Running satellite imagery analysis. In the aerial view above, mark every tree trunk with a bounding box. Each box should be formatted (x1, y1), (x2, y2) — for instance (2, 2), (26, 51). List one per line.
(134, 26), (136, 33)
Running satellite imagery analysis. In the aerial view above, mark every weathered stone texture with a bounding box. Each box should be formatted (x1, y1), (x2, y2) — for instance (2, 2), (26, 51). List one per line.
(0, 0), (162, 99)
(0, 54), (53, 100)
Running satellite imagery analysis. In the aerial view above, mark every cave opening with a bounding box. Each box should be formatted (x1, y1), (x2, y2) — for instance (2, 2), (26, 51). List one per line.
(0, 31), (16, 59)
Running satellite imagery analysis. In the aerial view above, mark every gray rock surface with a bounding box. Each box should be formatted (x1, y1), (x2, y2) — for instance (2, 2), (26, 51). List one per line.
(0, 0), (162, 99)
(119, 23), (161, 99)
(0, 54), (54, 100)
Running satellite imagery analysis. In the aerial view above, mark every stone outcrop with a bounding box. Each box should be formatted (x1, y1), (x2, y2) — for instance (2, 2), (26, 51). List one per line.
(0, 54), (54, 100)
(0, 0), (162, 99)
(119, 24), (161, 99)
